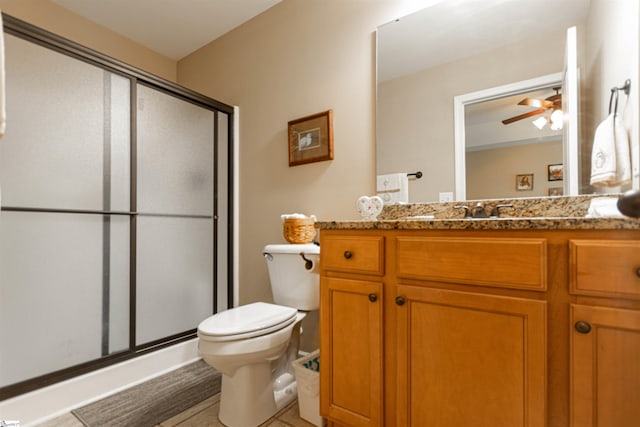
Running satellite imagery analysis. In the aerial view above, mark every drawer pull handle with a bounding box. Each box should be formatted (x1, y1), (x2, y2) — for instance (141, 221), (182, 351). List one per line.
(343, 251), (353, 259)
(575, 321), (592, 334)
(395, 296), (406, 306)
(636, 267), (640, 278)
(368, 293), (378, 302)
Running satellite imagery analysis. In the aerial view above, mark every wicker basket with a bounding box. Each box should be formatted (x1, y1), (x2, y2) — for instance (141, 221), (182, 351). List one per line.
(283, 217), (316, 244)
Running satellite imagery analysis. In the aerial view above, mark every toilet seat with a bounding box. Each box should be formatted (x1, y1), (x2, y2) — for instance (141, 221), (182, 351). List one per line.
(198, 302), (298, 342)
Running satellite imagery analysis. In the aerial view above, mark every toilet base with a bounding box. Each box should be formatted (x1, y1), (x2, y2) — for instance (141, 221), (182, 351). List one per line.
(218, 363), (297, 427)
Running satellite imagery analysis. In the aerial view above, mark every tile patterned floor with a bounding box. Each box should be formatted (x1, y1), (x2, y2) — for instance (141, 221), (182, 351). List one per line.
(35, 393), (317, 427)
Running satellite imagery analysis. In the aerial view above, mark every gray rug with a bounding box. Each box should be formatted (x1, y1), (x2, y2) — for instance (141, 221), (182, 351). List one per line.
(72, 360), (221, 427)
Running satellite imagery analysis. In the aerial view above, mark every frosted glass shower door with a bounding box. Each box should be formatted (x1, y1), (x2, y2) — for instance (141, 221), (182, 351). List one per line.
(0, 35), (130, 211)
(0, 213), (130, 386)
(136, 84), (215, 345)
(0, 34), (131, 388)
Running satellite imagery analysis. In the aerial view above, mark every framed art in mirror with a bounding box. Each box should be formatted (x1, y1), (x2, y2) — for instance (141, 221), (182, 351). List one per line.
(548, 163), (563, 181)
(548, 187), (563, 196)
(516, 174), (534, 191)
(288, 110), (334, 167)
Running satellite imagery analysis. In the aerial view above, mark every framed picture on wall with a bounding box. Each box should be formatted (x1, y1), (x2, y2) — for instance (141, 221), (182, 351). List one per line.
(548, 163), (563, 181)
(288, 110), (334, 167)
(516, 174), (534, 191)
(548, 187), (563, 196)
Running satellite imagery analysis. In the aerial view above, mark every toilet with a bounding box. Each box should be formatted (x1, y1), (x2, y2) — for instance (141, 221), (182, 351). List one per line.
(197, 243), (320, 427)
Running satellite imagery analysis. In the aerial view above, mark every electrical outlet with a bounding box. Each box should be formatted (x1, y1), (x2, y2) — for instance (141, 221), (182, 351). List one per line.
(439, 192), (454, 202)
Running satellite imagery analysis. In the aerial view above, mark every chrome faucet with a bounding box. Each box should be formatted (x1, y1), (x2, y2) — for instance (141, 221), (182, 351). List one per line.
(455, 202), (514, 218)
(454, 203), (488, 218)
(471, 202), (489, 218)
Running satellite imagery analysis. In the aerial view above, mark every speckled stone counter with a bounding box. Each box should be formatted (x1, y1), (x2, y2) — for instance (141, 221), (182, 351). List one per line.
(317, 195), (640, 231)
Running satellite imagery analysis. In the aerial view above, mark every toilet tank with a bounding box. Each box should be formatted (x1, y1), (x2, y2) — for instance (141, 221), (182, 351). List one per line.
(263, 243), (320, 311)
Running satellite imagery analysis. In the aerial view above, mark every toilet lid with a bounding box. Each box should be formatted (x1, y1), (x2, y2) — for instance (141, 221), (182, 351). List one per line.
(198, 302), (298, 341)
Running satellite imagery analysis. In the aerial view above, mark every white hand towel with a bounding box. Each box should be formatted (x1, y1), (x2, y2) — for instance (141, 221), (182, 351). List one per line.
(590, 113), (631, 187)
(376, 173), (408, 204)
(585, 196), (625, 218)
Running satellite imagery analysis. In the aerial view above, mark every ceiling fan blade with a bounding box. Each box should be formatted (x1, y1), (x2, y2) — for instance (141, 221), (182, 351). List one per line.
(501, 108), (547, 125)
(545, 93), (562, 103)
(517, 98), (554, 108)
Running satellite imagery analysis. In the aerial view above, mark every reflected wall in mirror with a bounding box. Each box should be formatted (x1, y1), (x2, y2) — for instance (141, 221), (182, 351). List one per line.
(463, 78), (564, 200)
(376, 0), (639, 203)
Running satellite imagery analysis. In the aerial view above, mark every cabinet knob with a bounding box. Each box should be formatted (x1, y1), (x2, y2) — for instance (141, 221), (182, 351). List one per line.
(636, 267), (640, 278)
(395, 296), (405, 306)
(368, 293), (377, 302)
(343, 251), (353, 260)
(574, 320), (592, 334)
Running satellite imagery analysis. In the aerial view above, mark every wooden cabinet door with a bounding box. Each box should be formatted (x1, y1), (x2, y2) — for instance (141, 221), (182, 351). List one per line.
(395, 286), (547, 427)
(320, 277), (383, 427)
(570, 304), (640, 427)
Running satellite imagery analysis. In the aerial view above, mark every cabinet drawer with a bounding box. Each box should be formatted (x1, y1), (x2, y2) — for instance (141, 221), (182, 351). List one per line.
(396, 236), (547, 291)
(321, 235), (384, 275)
(569, 240), (640, 299)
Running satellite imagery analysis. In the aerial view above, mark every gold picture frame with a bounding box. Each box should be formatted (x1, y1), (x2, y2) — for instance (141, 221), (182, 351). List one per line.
(288, 110), (334, 167)
(516, 173), (534, 191)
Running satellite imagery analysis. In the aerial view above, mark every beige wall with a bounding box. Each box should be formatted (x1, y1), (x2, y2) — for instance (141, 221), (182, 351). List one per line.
(377, 29), (565, 203)
(0, 0), (177, 81)
(581, 0), (639, 192)
(467, 140), (563, 199)
(177, 1), (404, 315)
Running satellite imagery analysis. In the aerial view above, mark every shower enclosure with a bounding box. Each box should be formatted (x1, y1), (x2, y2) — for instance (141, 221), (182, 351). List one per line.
(0, 15), (233, 400)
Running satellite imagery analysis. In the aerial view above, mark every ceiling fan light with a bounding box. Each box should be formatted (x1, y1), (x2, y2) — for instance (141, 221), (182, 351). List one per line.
(550, 109), (564, 130)
(532, 116), (548, 129)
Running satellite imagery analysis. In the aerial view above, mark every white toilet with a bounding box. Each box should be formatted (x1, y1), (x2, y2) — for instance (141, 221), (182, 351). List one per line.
(197, 243), (320, 427)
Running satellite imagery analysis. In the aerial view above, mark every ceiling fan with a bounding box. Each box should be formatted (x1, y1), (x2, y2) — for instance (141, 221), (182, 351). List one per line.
(501, 87), (562, 126)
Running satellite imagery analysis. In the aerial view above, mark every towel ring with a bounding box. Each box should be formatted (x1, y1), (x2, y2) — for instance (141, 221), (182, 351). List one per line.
(609, 79), (631, 116)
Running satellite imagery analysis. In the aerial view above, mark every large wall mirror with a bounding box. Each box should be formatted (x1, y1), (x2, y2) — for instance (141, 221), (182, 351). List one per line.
(376, 0), (639, 203)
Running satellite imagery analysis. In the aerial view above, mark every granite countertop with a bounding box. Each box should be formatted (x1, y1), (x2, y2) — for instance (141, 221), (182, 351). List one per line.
(316, 195), (640, 231)
(317, 216), (640, 231)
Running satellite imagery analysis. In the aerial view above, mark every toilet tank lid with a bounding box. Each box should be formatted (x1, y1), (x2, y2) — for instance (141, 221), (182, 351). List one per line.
(263, 243), (319, 254)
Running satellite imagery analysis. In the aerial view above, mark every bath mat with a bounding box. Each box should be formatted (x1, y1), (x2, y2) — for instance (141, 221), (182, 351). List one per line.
(72, 359), (221, 427)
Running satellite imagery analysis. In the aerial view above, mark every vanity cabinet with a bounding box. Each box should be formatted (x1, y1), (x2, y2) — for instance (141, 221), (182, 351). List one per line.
(393, 235), (547, 426)
(320, 235), (384, 426)
(394, 285), (546, 426)
(320, 276), (383, 426)
(568, 239), (640, 427)
(319, 228), (640, 427)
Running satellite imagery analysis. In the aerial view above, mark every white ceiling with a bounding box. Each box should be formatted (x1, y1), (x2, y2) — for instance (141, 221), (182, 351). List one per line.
(465, 87), (563, 150)
(51, 0), (282, 60)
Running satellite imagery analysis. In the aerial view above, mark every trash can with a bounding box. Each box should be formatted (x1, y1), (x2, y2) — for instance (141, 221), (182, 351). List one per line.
(292, 350), (325, 426)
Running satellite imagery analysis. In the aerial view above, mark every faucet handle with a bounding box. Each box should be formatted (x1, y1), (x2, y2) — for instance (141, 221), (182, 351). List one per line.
(490, 204), (514, 218)
(454, 205), (471, 218)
